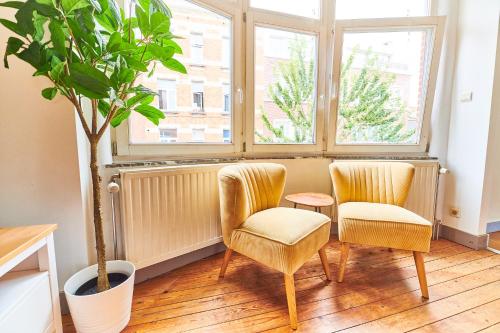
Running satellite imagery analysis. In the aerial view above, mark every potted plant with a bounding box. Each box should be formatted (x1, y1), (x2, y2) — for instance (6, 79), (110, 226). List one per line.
(1, 0), (185, 331)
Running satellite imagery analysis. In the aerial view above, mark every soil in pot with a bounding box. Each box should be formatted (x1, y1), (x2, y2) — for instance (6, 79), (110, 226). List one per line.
(75, 273), (129, 296)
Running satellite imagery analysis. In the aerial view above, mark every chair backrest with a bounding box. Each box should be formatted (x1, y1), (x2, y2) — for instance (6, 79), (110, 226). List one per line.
(217, 163), (286, 246)
(329, 161), (415, 206)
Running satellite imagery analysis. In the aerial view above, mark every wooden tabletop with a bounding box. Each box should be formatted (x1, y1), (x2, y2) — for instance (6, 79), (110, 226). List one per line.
(0, 224), (57, 267)
(285, 192), (334, 208)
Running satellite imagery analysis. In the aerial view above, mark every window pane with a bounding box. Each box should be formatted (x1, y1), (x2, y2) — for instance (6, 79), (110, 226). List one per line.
(335, 0), (430, 19)
(336, 29), (434, 145)
(250, 0), (320, 19)
(254, 27), (318, 144)
(128, 0), (232, 144)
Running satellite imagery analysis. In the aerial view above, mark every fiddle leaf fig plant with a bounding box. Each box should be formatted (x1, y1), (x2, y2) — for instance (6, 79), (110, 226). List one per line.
(1, 0), (186, 292)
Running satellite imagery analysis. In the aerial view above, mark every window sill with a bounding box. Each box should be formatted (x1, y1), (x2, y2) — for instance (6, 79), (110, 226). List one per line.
(107, 152), (436, 169)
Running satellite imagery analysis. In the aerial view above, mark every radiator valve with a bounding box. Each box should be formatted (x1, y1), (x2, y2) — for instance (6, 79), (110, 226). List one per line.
(107, 182), (120, 193)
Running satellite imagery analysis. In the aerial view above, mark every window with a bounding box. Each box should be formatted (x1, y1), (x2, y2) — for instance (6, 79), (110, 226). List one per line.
(335, 0), (430, 19)
(158, 79), (176, 112)
(191, 32), (204, 65)
(159, 128), (178, 143)
(253, 26), (318, 145)
(119, 0), (444, 157)
(192, 128), (205, 142)
(222, 37), (230, 68)
(223, 83), (230, 113)
(192, 82), (204, 112)
(123, 0), (236, 149)
(223, 129), (231, 143)
(330, 16), (444, 151)
(250, 0), (320, 19)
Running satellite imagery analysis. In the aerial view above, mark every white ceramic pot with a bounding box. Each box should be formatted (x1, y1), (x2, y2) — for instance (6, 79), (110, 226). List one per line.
(64, 260), (135, 333)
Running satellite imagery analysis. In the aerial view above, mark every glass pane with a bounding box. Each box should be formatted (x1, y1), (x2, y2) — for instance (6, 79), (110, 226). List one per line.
(336, 29), (434, 145)
(128, 0), (232, 144)
(335, 0), (430, 19)
(254, 27), (318, 144)
(250, 0), (320, 19)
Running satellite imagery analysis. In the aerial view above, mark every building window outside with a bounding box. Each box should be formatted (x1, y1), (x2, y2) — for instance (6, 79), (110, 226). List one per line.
(223, 129), (231, 143)
(158, 79), (176, 112)
(192, 128), (205, 142)
(160, 128), (178, 143)
(223, 83), (230, 113)
(222, 36), (230, 68)
(191, 32), (204, 65)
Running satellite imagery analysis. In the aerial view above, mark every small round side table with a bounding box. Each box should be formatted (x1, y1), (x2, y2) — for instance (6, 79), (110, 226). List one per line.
(285, 192), (335, 213)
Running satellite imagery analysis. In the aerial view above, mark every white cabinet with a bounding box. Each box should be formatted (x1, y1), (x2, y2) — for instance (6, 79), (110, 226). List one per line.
(0, 225), (62, 333)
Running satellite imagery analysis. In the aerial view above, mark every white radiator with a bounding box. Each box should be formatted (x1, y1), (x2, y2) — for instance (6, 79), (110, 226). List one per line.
(119, 164), (224, 269)
(404, 160), (440, 222)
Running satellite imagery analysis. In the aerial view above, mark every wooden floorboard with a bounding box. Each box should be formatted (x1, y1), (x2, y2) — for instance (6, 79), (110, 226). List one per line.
(62, 239), (499, 333)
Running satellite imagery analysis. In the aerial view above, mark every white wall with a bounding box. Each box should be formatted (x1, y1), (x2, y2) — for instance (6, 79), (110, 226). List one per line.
(481, 24), (500, 227)
(0, 8), (89, 288)
(443, 0), (500, 235)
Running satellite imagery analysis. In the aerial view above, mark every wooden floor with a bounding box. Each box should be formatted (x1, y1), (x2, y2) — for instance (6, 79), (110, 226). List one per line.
(63, 239), (500, 333)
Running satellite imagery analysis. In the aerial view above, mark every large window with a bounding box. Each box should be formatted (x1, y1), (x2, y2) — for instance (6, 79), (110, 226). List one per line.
(118, 0), (443, 157)
(253, 27), (318, 144)
(123, 0), (235, 149)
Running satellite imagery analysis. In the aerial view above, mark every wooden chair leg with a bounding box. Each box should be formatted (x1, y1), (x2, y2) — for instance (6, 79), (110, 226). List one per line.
(219, 248), (232, 278)
(338, 242), (350, 283)
(284, 274), (298, 330)
(413, 251), (429, 299)
(318, 246), (332, 281)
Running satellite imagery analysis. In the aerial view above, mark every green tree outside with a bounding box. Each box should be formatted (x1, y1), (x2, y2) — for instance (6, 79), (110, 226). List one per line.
(257, 42), (415, 144)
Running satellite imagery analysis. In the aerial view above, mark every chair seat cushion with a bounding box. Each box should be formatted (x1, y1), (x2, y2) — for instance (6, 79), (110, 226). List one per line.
(230, 207), (331, 274)
(338, 202), (432, 252)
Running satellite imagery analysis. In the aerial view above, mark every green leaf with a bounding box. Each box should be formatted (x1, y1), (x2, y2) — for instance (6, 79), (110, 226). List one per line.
(149, 44), (174, 61)
(61, 0), (89, 13)
(105, 0), (121, 28)
(122, 55), (148, 72)
(49, 58), (65, 82)
(163, 39), (182, 54)
(134, 104), (165, 125)
(135, 5), (149, 36)
(49, 20), (66, 56)
(150, 0), (171, 17)
(0, 1), (24, 9)
(88, 0), (102, 12)
(150, 12), (170, 35)
(98, 100), (110, 117)
(126, 93), (154, 107)
(42, 87), (57, 100)
(69, 63), (111, 99)
(3, 37), (24, 68)
(106, 31), (121, 52)
(17, 41), (43, 69)
(0, 19), (26, 37)
(110, 108), (131, 127)
(32, 12), (47, 41)
(162, 58), (187, 74)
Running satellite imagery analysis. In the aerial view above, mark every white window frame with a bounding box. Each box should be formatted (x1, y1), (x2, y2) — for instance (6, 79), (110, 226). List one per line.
(327, 16), (445, 153)
(157, 78), (177, 112)
(244, 2), (328, 154)
(115, 0), (243, 157)
(115, 0), (445, 159)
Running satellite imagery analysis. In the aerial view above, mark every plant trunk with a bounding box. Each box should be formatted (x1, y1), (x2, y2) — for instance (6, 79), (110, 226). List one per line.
(90, 138), (110, 292)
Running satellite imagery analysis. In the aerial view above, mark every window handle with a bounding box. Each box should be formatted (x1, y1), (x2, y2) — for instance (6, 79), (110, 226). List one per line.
(237, 88), (244, 104)
(331, 82), (337, 100)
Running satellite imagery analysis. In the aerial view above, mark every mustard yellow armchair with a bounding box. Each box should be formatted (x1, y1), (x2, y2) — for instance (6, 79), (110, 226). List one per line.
(218, 163), (332, 329)
(329, 161), (433, 299)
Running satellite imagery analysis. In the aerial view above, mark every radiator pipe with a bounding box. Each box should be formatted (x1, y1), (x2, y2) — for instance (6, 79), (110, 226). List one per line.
(433, 167), (450, 240)
(107, 180), (120, 260)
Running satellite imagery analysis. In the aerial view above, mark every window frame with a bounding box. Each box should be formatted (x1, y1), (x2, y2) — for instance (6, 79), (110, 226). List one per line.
(115, 0), (243, 157)
(114, 0), (445, 159)
(244, 3), (329, 154)
(327, 16), (445, 153)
